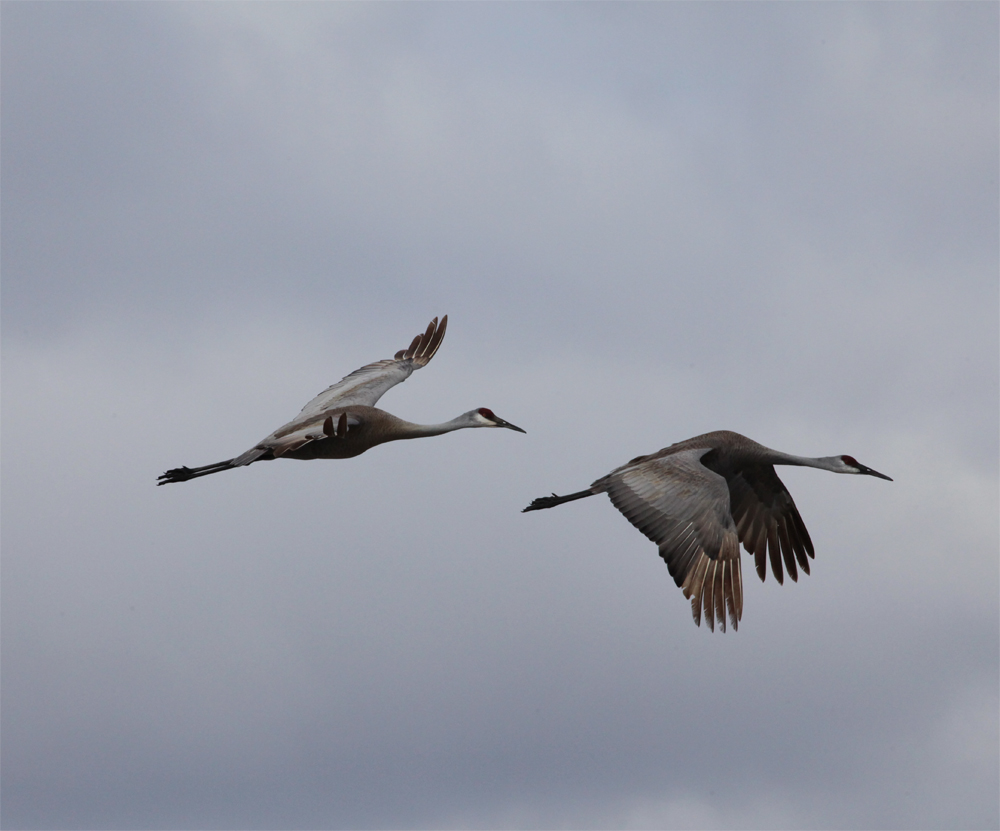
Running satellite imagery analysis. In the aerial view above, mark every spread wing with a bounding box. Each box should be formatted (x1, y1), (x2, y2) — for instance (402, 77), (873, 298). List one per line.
(726, 464), (814, 585)
(293, 315), (447, 421)
(229, 316), (446, 467)
(599, 448), (743, 632)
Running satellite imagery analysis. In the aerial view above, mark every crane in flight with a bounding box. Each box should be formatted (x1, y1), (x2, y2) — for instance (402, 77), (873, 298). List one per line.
(523, 430), (891, 631)
(158, 316), (524, 485)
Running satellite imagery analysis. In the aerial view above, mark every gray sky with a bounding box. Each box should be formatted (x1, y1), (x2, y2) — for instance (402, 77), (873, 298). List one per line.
(2, 3), (997, 829)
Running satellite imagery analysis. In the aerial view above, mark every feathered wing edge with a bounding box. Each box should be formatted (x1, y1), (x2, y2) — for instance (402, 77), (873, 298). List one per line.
(674, 537), (743, 632)
(726, 466), (814, 585)
(393, 315), (448, 366)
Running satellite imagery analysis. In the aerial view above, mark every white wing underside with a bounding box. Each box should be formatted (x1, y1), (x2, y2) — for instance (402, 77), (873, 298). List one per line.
(231, 316), (447, 466)
(601, 448), (743, 631)
(293, 360), (418, 421)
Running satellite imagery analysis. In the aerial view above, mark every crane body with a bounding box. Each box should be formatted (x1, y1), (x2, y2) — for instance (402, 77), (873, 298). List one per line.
(158, 316), (524, 485)
(524, 430), (891, 632)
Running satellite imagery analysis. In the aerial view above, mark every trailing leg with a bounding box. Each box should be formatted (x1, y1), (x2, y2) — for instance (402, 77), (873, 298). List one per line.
(157, 459), (236, 485)
(522, 489), (596, 512)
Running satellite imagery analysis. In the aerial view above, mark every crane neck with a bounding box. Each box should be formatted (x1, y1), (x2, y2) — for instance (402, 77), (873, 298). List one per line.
(392, 413), (480, 439)
(767, 450), (844, 472)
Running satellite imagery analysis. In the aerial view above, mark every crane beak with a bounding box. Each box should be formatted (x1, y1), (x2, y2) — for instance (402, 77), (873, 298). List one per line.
(857, 463), (892, 481)
(494, 416), (526, 434)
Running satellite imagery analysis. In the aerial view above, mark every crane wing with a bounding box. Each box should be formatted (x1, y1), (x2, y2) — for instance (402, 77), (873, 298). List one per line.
(226, 318), (446, 468)
(598, 448), (743, 632)
(725, 464), (814, 586)
(292, 316), (448, 422)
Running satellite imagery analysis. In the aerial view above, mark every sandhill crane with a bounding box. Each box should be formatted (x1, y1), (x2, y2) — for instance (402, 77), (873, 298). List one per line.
(523, 430), (891, 632)
(158, 316), (524, 485)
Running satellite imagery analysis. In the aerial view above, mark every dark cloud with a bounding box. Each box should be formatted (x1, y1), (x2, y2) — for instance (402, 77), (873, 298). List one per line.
(3, 3), (997, 829)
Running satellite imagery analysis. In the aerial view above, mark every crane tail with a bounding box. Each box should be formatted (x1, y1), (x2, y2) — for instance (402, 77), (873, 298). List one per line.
(522, 489), (596, 512)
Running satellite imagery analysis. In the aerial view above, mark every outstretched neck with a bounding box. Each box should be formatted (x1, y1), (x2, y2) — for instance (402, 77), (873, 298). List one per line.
(392, 413), (481, 440)
(767, 450), (845, 473)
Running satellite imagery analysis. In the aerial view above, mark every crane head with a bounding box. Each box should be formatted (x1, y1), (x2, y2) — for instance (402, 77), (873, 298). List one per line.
(839, 455), (893, 480)
(475, 407), (526, 433)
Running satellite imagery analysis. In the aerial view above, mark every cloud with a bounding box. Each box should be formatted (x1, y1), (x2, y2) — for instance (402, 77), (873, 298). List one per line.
(3, 3), (997, 829)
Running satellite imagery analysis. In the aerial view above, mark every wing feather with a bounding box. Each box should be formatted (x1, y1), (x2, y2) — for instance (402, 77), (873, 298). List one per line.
(777, 520), (798, 583)
(725, 465), (812, 586)
(293, 315), (447, 422)
(600, 449), (743, 631)
(229, 317), (447, 464)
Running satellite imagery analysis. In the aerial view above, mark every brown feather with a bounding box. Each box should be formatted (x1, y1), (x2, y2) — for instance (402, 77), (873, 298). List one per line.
(702, 560), (716, 632)
(777, 520), (798, 583)
(713, 561), (726, 633)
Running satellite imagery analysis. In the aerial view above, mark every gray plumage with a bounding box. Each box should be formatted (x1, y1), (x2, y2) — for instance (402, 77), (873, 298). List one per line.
(523, 430), (891, 632)
(158, 316), (525, 485)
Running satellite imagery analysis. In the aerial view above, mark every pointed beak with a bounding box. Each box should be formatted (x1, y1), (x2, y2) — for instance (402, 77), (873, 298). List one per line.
(494, 417), (526, 434)
(858, 463), (892, 481)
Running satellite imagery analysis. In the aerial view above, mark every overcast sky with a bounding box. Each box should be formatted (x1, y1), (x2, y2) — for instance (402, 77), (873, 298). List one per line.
(2, 3), (997, 829)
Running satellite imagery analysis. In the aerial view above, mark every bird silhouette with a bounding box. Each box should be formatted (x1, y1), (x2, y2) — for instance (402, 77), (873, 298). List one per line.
(523, 430), (891, 631)
(158, 316), (524, 485)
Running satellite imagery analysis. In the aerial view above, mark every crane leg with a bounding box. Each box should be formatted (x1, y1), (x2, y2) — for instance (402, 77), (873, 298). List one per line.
(157, 458), (237, 485)
(522, 489), (596, 512)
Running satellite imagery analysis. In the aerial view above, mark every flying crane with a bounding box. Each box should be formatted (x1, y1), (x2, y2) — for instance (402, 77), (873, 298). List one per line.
(523, 430), (891, 631)
(158, 316), (524, 485)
